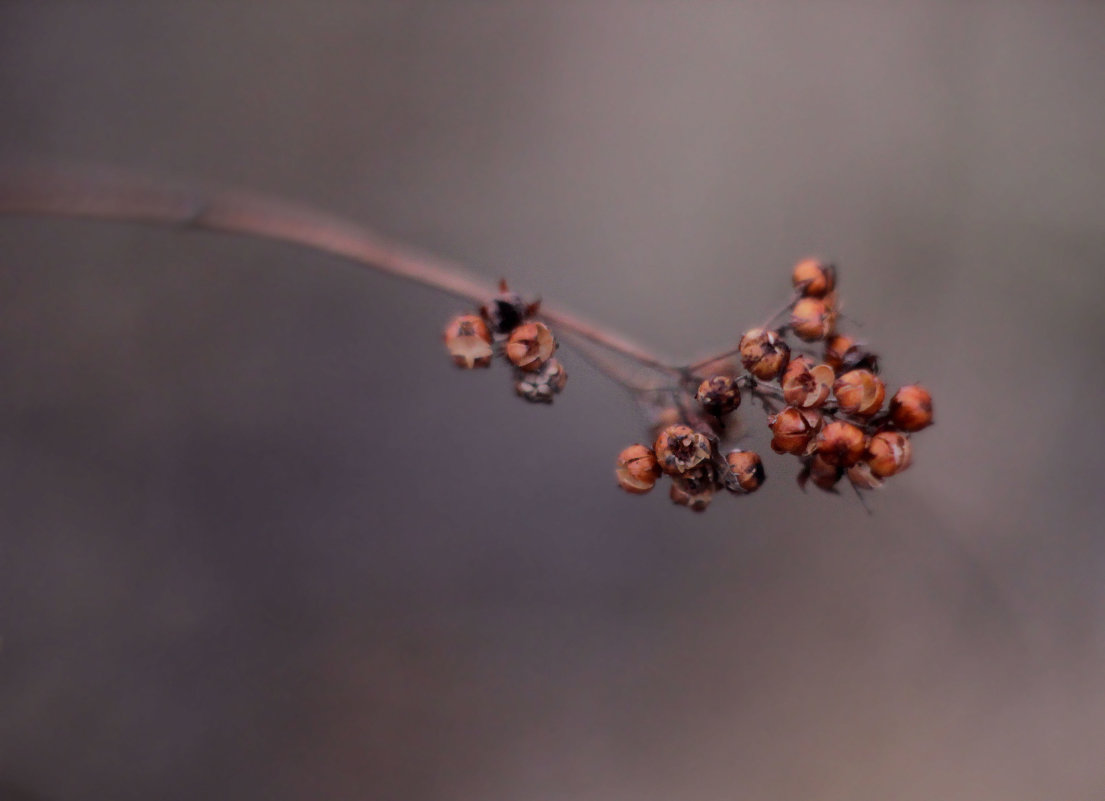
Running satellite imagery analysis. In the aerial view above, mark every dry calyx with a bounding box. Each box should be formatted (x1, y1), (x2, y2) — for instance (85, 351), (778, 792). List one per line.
(443, 280), (567, 404)
(612, 257), (934, 512)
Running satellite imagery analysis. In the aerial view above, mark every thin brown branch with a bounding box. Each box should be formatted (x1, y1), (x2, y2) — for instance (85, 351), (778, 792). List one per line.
(0, 162), (676, 377)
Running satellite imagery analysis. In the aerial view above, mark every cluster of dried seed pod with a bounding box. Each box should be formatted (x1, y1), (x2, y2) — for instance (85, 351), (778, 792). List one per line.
(614, 257), (934, 510)
(442, 281), (567, 403)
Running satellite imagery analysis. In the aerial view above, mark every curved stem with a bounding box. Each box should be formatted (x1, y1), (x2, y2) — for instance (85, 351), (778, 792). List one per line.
(0, 162), (678, 377)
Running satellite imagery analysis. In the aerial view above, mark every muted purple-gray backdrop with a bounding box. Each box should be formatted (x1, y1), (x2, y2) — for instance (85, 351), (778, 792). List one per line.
(1, 3), (1104, 800)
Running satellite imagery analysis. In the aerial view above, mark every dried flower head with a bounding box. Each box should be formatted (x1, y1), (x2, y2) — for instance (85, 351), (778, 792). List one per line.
(443, 314), (493, 368)
(833, 369), (886, 417)
(814, 420), (867, 468)
(515, 358), (568, 404)
(768, 406), (822, 455)
(669, 465), (715, 512)
(889, 385), (934, 432)
(505, 321), (557, 372)
(739, 328), (791, 380)
(865, 430), (912, 478)
(653, 424), (711, 476)
(781, 357), (834, 408)
(790, 297), (836, 342)
(724, 449), (765, 493)
(696, 375), (742, 416)
(615, 444), (662, 494)
(802, 455), (843, 492)
(792, 257), (836, 298)
(480, 284), (529, 335)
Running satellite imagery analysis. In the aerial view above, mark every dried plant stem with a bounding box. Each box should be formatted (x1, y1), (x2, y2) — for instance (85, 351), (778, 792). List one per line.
(0, 162), (679, 381)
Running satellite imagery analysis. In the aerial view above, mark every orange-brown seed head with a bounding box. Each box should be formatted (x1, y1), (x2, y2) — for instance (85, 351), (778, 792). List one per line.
(790, 297), (837, 342)
(889, 385), (934, 432)
(443, 314), (494, 369)
(696, 375), (742, 416)
(615, 444), (662, 494)
(739, 328), (791, 380)
(768, 406), (822, 455)
(505, 321), (557, 372)
(815, 421), (868, 468)
(806, 455), (844, 491)
(833, 369), (886, 417)
(782, 357), (834, 408)
(866, 430), (913, 478)
(791, 257), (836, 298)
(725, 450), (765, 493)
(653, 424), (712, 476)
(669, 468), (715, 512)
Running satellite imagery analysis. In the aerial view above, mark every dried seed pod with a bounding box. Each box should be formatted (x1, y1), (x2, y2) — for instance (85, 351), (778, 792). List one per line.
(696, 375), (742, 416)
(889, 385), (934, 432)
(791, 257), (836, 298)
(739, 328), (791, 380)
(790, 297), (836, 342)
(865, 430), (913, 478)
(846, 461), (884, 490)
(615, 444), (662, 494)
(833, 369), (886, 417)
(653, 424), (711, 476)
(669, 465), (715, 512)
(781, 357), (834, 408)
(724, 449), (765, 493)
(814, 421), (868, 468)
(803, 455), (844, 492)
(443, 314), (494, 369)
(823, 334), (857, 372)
(768, 406), (822, 455)
(514, 358), (568, 404)
(505, 321), (557, 372)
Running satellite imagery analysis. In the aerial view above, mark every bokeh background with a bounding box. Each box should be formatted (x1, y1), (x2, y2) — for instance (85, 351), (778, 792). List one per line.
(1, 3), (1104, 800)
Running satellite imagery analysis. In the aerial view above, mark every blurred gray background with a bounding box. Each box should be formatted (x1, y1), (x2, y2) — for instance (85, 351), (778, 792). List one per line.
(1, 3), (1104, 800)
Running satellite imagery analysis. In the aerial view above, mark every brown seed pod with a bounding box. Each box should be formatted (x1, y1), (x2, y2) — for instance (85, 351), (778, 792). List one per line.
(653, 424), (712, 476)
(443, 314), (494, 369)
(480, 286), (528, 335)
(833, 369), (886, 417)
(791, 257), (836, 298)
(823, 334), (857, 372)
(803, 455), (844, 492)
(669, 465), (715, 512)
(514, 358), (568, 404)
(790, 297), (836, 342)
(814, 421), (868, 468)
(615, 444), (662, 494)
(696, 375), (742, 416)
(781, 357), (834, 408)
(889, 385), (934, 432)
(724, 450), (765, 493)
(505, 321), (557, 372)
(739, 328), (791, 380)
(768, 406), (822, 455)
(865, 430), (913, 478)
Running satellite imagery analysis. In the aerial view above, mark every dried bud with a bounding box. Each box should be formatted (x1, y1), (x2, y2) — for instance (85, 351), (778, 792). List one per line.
(865, 430), (912, 478)
(823, 334), (856, 371)
(514, 358), (567, 404)
(814, 421), (867, 468)
(480, 289), (528, 335)
(781, 357), (834, 408)
(833, 369), (886, 417)
(802, 455), (843, 492)
(505, 321), (556, 372)
(615, 444), (662, 494)
(724, 450), (765, 493)
(768, 406), (822, 455)
(846, 461), (884, 490)
(653, 424), (711, 476)
(889, 385), (934, 432)
(790, 297), (836, 342)
(791, 257), (836, 298)
(669, 465), (715, 512)
(696, 375), (742, 416)
(739, 328), (791, 380)
(443, 314), (493, 368)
